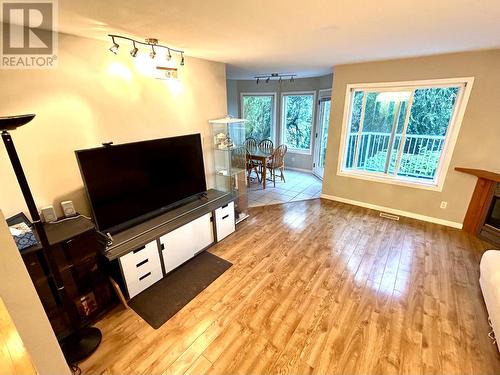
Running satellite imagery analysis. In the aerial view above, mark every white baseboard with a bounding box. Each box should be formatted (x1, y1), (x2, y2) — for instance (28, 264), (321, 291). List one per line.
(320, 193), (463, 229)
(285, 167), (313, 173)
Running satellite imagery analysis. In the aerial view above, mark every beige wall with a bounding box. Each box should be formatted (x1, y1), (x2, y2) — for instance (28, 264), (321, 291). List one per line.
(323, 50), (500, 225)
(227, 74), (333, 170)
(0, 210), (70, 375)
(0, 32), (227, 219)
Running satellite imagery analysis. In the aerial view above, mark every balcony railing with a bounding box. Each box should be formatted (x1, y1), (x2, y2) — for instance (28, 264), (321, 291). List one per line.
(345, 132), (446, 180)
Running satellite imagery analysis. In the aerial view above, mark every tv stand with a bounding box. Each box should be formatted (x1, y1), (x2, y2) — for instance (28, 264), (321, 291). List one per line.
(105, 189), (236, 299)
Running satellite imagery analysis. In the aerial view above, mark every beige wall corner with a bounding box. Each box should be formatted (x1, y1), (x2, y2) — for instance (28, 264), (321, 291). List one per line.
(0, 210), (71, 375)
(322, 49), (500, 224)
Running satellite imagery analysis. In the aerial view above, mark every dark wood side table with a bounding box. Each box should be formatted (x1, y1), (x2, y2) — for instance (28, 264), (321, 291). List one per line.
(20, 216), (117, 340)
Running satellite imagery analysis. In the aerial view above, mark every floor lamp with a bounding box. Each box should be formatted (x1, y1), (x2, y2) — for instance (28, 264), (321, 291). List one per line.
(1, 114), (101, 365)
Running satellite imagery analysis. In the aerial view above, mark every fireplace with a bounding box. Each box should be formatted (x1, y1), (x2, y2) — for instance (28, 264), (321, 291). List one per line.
(480, 184), (500, 246)
(455, 167), (500, 246)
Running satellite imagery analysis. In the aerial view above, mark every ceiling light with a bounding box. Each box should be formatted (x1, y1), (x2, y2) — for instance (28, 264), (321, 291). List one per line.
(254, 73), (297, 84)
(130, 41), (138, 57)
(109, 37), (119, 54)
(107, 34), (186, 69)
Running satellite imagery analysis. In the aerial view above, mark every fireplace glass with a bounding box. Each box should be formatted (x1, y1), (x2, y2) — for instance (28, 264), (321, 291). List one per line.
(486, 196), (500, 229)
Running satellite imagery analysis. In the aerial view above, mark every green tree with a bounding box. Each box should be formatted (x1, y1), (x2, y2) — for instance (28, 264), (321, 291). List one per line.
(242, 96), (273, 140)
(283, 95), (313, 150)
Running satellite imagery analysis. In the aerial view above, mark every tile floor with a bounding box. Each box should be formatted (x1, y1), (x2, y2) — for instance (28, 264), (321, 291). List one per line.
(248, 169), (322, 207)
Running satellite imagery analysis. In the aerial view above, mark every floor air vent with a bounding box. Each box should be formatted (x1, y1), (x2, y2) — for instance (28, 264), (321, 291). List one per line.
(379, 212), (400, 221)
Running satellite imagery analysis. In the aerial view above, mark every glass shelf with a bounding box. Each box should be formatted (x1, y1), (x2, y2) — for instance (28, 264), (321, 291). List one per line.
(209, 118), (249, 223)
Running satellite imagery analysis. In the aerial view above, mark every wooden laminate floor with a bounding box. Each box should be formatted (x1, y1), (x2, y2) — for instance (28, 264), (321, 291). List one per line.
(80, 199), (500, 375)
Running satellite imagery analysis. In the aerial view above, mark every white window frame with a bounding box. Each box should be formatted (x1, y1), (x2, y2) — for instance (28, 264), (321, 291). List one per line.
(240, 92), (277, 143)
(280, 90), (317, 155)
(337, 77), (474, 191)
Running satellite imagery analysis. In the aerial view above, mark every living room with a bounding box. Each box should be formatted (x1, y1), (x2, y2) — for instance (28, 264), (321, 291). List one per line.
(1, 1), (500, 375)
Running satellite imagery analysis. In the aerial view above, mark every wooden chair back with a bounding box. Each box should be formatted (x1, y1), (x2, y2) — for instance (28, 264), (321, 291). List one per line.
(245, 138), (257, 150)
(259, 139), (274, 154)
(231, 146), (247, 170)
(271, 144), (287, 168)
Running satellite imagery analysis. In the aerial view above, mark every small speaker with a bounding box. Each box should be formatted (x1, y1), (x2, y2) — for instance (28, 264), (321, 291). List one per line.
(61, 200), (77, 217)
(41, 206), (57, 222)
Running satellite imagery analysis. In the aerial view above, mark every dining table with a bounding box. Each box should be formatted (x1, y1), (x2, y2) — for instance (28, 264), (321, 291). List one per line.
(247, 147), (273, 189)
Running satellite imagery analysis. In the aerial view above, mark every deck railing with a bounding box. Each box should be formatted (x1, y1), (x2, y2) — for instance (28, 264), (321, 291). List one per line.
(345, 132), (446, 179)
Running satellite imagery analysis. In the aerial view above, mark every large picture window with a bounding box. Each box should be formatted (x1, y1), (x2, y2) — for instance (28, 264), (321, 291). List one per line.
(339, 78), (473, 190)
(241, 94), (276, 141)
(281, 92), (315, 153)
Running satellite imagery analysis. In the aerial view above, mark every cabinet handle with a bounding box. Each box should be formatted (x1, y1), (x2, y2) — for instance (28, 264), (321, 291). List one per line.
(133, 246), (146, 254)
(136, 259), (149, 268)
(221, 204), (228, 209)
(222, 214), (229, 220)
(139, 272), (151, 281)
(160, 243), (165, 250)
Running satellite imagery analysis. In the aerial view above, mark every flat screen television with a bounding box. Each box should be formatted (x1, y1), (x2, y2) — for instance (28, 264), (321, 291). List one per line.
(76, 134), (207, 234)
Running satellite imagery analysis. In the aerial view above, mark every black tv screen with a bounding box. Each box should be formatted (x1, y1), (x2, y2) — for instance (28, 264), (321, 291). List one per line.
(76, 134), (207, 233)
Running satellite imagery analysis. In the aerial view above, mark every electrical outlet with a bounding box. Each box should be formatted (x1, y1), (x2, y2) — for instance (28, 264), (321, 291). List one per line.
(440, 201), (448, 209)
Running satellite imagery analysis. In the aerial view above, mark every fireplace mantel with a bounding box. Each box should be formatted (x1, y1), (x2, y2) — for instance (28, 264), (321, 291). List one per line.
(455, 167), (500, 235)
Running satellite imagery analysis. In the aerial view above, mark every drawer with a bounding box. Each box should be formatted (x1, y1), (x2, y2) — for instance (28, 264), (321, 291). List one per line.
(119, 240), (159, 271)
(119, 240), (163, 298)
(215, 202), (234, 222)
(123, 262), (163, 298)
(215, 202), (235, 241)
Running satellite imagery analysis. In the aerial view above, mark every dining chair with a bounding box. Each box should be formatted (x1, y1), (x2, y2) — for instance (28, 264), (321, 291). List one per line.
(266, 144), (287, 187)
(258, 139), (274, 154)
(246, 148), (261, 183)
(232, 146), (260, 183)
(245, 137), (257, 150)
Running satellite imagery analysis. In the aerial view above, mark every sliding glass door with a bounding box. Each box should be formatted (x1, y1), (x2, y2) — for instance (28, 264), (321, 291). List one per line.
(313, 90), (331, 178)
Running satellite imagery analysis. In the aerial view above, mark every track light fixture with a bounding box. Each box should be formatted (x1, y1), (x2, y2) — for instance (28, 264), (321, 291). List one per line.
(109, 36), (119, 54)
(107, 34), (185, 66)
(130, 41), (138, 57)
(254, 72), (297, 84)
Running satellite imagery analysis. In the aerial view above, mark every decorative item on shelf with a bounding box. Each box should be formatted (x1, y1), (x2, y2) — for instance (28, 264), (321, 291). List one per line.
(40, 205), (57, 222)
(215, 132), (234, 150)
(254, 72), (296, 84)
(6, 212), (38, 251)
(107, 34), (184, 80)
(61, 200), (77, 217)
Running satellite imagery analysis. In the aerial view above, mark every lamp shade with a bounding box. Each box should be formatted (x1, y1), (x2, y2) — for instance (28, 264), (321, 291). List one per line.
(0, 114), (36, 131)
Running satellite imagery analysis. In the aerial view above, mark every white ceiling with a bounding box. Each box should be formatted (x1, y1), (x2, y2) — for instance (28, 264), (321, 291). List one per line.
(37, 1), (500, 78)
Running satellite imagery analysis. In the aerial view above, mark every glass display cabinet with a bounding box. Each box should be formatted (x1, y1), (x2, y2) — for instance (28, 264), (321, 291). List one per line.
(209, 116), (249, 223)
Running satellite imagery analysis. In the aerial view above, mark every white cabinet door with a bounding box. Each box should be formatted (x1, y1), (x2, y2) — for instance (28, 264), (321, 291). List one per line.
(160, 213), (214, 274)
